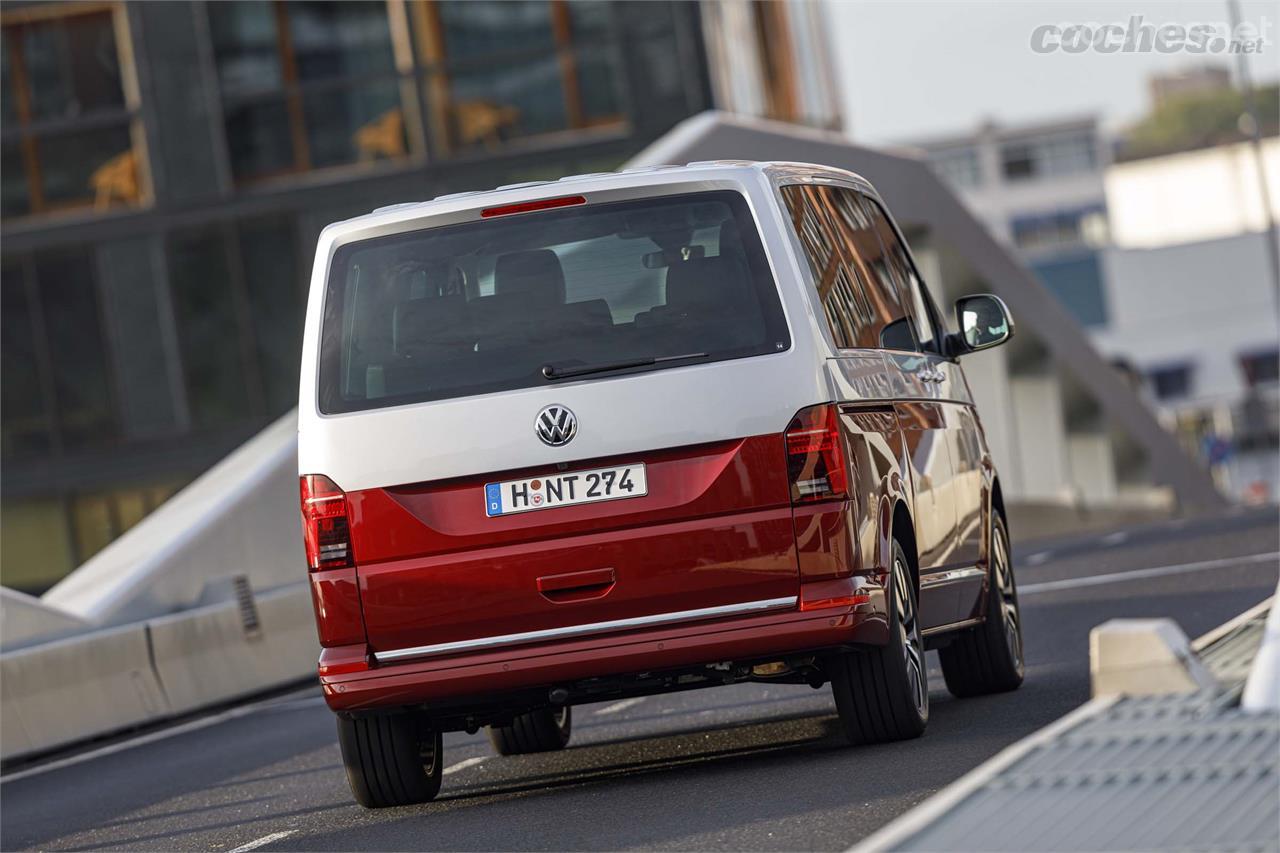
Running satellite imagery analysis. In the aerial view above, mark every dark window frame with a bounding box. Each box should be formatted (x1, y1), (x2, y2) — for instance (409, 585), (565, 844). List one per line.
(1239, 348), (1280, 387)
(1, 2), (147, 220)
(1150, 363), (1193, 400)
(0, 246), (122, 458)
(165, 215), (305, 429)
(409, 0), (628, 156)
(206, 0), (629, 185)
(208, 0), (411, 183)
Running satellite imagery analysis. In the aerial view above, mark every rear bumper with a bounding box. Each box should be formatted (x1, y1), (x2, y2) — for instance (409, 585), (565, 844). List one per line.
(319, 594), (887, 712)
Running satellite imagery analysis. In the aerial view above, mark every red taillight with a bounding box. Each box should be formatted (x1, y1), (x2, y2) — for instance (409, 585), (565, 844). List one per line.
(480, 195), (586, 218)
(300, 474), (353, 571)
(785, 404), (849, 504)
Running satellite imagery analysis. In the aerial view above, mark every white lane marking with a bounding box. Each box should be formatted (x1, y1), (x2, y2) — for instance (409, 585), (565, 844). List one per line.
(442, 756), (487, 776)
(229, 830), (297, 852)
(0, 686), (318, 784)
(1101, 531), (1129, 546)
(594, 697), (647, 716)
(1024, 551), (1051, 566)
(1021, 551), (1280, 596)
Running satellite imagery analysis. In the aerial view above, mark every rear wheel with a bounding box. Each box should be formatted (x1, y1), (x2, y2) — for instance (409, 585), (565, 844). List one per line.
(336, 711), (443, 808)
(487, 706), (572, 756)
(938, 513), (1024, 697)
(829, 538), (928, 744)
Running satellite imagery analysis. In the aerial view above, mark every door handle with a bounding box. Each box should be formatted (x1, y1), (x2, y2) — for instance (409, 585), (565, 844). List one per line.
(538, 568), (616, 602)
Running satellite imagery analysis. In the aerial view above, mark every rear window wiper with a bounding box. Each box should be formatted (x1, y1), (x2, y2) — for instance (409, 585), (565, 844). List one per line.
(541, 352), (709, 381)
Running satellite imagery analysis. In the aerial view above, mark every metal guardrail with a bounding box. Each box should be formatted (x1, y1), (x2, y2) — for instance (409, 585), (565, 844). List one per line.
(854, 584), (1280, 852)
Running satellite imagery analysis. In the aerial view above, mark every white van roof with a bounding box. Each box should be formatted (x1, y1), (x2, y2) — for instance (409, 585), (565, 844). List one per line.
(343, 161), (876, 230)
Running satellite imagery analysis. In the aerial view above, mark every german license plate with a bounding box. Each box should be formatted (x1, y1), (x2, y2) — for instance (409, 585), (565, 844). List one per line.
(485, 464), (647, 517)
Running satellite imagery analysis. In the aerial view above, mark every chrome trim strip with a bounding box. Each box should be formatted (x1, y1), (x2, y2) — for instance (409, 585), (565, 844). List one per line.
(920, 567), (986, 587)
(922, 616), (984, 637)
(373, 596), (799, 664)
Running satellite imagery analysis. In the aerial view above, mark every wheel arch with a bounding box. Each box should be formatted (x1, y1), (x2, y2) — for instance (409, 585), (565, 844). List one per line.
(891, 500), (920, 593)
(990, 476), (1007, 529)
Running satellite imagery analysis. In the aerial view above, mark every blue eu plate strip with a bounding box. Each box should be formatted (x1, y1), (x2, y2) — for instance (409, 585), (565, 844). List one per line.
(485, 483), (504, 516)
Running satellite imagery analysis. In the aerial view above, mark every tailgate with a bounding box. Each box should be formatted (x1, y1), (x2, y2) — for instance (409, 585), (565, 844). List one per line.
(349, 435), (799, 657)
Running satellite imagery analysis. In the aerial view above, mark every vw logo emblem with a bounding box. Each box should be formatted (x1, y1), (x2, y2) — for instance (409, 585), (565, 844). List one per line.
(535, 404), (577, 447)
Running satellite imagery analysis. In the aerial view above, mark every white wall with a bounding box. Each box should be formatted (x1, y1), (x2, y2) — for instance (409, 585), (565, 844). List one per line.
(959, 169), (1108, 246)
(1106, 138), (1280, 249)
(1096, 232), (1279, 409)
(1067, 433), (1119, 504)
(1009, 373), (1071, 502)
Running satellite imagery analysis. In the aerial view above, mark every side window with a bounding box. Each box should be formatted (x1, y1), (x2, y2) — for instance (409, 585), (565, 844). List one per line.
(861, 195), (939, 352)
(781, 184), (916, 351)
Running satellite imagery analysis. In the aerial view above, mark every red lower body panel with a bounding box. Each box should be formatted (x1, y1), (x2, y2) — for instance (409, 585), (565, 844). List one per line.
(319, 592), (888, 712)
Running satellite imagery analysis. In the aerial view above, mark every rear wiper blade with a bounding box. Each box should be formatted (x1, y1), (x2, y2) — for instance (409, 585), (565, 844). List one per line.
(541, 352), (709, 381)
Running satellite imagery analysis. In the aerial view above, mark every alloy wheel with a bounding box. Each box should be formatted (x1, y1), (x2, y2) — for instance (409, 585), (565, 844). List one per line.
(992, 527), (1023, 673)
(895, 557), (927, 714)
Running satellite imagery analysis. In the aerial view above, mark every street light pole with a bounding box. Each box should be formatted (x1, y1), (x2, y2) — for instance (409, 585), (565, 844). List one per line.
(1226, 0), (1280, 316)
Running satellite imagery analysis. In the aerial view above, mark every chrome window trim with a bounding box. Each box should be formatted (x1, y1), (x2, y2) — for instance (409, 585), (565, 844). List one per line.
(372, 595), (799, 664)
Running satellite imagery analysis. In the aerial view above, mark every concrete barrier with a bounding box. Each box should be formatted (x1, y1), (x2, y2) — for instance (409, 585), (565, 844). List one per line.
(1, 582), (318, 763)
(0, 588), (89, 651)
(1089, 618), (1218, 696)
(1, 622), (171, 760)
(148, 584), (315, 716)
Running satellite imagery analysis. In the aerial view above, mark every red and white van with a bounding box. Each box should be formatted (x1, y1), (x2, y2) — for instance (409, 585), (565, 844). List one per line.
(298, 162), (1024, 807)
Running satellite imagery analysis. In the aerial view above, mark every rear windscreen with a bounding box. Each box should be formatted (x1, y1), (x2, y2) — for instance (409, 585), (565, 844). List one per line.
(316, 191), (789, 414)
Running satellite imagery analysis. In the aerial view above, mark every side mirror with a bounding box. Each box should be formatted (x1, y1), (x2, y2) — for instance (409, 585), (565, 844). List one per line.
(951, 294), (1014, 355)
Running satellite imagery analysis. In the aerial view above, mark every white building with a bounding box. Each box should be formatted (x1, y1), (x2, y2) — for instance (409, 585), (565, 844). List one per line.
(1098, 138), (1280, 501)
(914, 115), (1279, 503)
(910, 116), (1112, 328)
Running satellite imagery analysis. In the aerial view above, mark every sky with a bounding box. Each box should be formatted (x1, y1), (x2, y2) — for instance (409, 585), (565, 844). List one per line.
(828, 0), (1280, 145)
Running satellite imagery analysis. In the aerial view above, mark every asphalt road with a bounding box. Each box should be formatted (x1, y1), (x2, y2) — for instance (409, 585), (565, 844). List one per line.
(3, 508), (1277, 852)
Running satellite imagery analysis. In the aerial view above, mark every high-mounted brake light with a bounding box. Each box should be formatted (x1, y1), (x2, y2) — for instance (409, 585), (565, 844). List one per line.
(300, 474), (353, 571)
(785, 404), (849, 504)
(480, 195), (586, 218)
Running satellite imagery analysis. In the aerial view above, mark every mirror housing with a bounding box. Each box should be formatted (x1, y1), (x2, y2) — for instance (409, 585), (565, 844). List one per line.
(948, 294), (1014, 356)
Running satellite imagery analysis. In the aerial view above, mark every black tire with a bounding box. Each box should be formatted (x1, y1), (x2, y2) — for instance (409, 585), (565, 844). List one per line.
(487, 706), (572, 756)
(938, 512), (1025, 697)
(829, 537), (928, 745)
(336, 711), (443, 808)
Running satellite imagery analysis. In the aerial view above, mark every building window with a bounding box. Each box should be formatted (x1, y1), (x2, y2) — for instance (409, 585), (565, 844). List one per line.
(208, 1), (409, 182)
(207, 1), (625, 181)
(0, 482), (182, 593)
(166, 216), (303, 430)
(1, 3), (148, 219)
(1029, 252), (1109, 328)
(930, 146), (982, 188)
(1000, 142), (1036, 181)
(1240, 349), (1280, 387)
(1000, 130), (1097, 182)
(408, 0), (625, 155)
(1011, 206), (1108, 251)
(1, 249), (119, 458)
(1150, 364), (1193, 400)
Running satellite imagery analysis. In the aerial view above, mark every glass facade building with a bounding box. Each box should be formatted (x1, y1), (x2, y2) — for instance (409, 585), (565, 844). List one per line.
(0, 0), (841, 593)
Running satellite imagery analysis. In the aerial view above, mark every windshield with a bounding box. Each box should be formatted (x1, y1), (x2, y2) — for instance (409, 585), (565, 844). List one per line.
(317, 191), (789, 414)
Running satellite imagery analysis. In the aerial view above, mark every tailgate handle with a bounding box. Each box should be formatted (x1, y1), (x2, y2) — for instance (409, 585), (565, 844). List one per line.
(538, 568), (616, 601)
